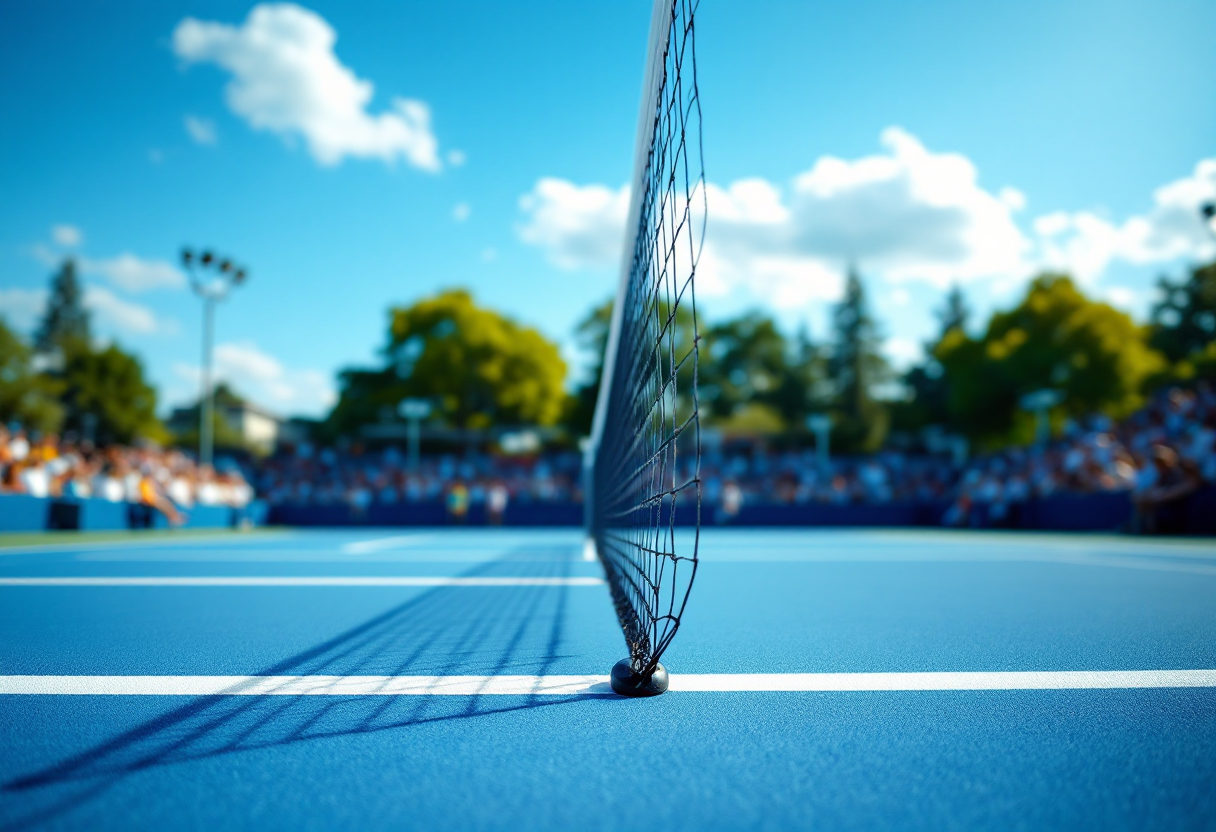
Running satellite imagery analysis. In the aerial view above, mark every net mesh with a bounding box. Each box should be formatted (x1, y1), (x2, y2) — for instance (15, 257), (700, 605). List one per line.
(588, 0), (704, 677)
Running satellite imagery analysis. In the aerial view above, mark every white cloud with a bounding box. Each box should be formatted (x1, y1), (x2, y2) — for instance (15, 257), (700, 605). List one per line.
(173, 4), (440, 171)
(884, 336), (923, 369)
(1103, 285), (1140, 311)
(446, 149), (466, 167)
(52, 224), (82, 247)
(81, 253), (186, 292)
(184, 114), (218, 145)
(481, 247), (497, 263)
(517, 178), (629, 270)
(1033, 158), (1216, 284)
(516, 130), (1215, 311)
(0, 288), (48, 331)
(453, 202), (470, 222)
(998, 187), (1027, 212)
(516, 129), (1030, 305)
(173, 340), (336, 416)
(84, 286), (171, 335)
(2, 284), (172, 338)
(776, 127), (1030, 288)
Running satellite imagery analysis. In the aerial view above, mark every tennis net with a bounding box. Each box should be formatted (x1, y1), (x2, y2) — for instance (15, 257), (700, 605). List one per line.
(585, 0), (704, 695)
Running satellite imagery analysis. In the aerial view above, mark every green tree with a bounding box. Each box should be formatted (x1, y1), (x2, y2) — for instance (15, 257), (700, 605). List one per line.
(826, 268), (890, 452)
(565, 299), (613, 436)
(1149, 260), (1216, 376)
(35, 259), (90, 352)
(699, 311), (821, 433)
(937, 273), (1166, 447)
(0, 318), (64, 433)
(327, 289), (569, 436)
(893, 284), (970, 433)
(59, 337), (165, 444)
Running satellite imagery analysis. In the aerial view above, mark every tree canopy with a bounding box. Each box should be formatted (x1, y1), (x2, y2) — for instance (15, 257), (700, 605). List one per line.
(58, 336), (165, 444)
(892, 284), (970, 435)
(35, 259), (90, 353)
(327, 289), (569, 436)
(565, 299), (613, 436)
(1150, 260), (1216, 380)
(700, 312), (818, 434)
(936, 273), (1166, 446)
(826, 268), (890, 452)
(0, 317), (65, 433)
(0, 318), (162, 444)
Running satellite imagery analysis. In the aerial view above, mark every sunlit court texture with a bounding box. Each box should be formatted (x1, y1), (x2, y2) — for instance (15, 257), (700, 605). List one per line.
(2, 0), (1215, 829)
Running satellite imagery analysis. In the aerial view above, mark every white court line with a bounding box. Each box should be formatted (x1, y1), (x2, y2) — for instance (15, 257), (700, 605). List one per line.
(2, 670), (1214, 696)
(692, 550), (1216, 576)
(341, 535), (434, 555)
(0, 533), (295, 556)
(0, 576), (605, 587)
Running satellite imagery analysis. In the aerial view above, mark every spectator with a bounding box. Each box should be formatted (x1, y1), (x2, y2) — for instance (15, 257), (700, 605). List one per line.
(447, 482), (470, 525)
(1131, 445), (1202, 534)
(487, 482), (509, 525)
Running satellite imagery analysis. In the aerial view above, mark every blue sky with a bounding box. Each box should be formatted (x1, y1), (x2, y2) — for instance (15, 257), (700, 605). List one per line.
(2, 0), (1214, 418)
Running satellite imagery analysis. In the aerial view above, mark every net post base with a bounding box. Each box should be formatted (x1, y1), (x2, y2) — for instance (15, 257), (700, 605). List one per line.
(610, 659), (669, 697)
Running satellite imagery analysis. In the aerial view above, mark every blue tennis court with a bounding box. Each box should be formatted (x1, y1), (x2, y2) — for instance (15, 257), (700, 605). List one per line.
(2, 528), (1214, 830)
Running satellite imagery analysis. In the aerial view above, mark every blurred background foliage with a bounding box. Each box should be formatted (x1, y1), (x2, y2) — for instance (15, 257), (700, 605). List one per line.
(2, 256), (1214, 454)
(935, 274), (1166, 448)
(2, 259), (162, 445)
(323, 288), (568, 440)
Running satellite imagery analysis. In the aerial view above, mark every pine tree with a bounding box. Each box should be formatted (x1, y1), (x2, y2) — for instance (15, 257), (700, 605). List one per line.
(827, 267), (889, 452)
(900, 284), (970, 431)
(35, 259), (90, 352)
(936, 284), (970, 339)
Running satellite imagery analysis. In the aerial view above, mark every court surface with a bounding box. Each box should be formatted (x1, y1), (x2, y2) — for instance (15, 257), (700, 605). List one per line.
(2, 528), (1214, 831)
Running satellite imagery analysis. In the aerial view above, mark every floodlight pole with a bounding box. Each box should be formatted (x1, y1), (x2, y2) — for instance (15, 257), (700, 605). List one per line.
(182, 249), (248, 468)
(399, 398), (433, 472)
(200, 296), (216, 468)
(1019, 389), (1064, 448)
(806, 414), (832, 471)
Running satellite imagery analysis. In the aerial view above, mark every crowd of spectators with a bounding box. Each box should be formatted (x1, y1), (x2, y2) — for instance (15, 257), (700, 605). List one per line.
(940, 386), (1214, 530)
(3, 385), (1212, 531)
(700, 385), (1215, 530)
(0, 426), (254, 524)
(256, 444), (583, 520)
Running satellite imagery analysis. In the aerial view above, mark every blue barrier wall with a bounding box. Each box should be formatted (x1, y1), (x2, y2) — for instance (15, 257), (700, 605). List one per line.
(265, 487), (1215, 534)
(0, 495), (50, 532)
(0, 495), (260, 532)
(1015, 492), (1132, 531)
(6, 489), (1211, 534)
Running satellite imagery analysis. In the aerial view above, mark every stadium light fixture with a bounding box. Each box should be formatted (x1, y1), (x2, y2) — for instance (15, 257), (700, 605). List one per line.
(1202, 202), (1216, 238)
(181, 247), (250, 468)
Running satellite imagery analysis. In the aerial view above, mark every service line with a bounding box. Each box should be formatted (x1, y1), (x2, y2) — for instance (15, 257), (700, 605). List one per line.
(2, 670), (1214, 696)
(0, 576), (605, 587)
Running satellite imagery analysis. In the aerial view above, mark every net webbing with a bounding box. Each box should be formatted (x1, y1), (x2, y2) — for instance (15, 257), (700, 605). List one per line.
(587, 0), (704, 677)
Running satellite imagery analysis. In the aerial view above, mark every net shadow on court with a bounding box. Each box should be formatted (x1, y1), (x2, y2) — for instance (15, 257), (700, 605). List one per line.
(2, 546), (613, 830)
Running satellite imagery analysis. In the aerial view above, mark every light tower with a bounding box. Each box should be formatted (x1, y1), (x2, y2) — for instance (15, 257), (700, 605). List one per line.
(181, 248), (248, 468)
